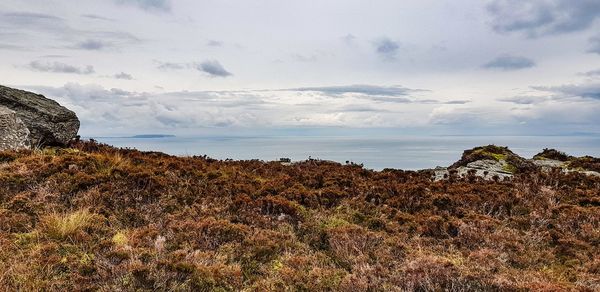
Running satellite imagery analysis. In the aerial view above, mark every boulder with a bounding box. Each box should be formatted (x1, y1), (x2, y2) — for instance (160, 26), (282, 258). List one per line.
(0, 106), (30, 151)
(0, 85), (79, 147)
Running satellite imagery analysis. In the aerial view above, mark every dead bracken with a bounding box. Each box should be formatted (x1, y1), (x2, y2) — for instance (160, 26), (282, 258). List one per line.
(0, 140), (599, 291)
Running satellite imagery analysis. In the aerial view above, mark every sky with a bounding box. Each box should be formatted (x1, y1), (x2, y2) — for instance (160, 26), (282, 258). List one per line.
(1, 0), (599, 137)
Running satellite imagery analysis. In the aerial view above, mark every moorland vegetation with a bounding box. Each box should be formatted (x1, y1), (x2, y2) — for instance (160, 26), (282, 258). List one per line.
(0, 141), (599, 291)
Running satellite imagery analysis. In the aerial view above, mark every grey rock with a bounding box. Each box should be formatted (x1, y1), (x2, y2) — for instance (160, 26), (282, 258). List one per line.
(433, 156), (600, 181)
(433, 159), (513, 181)
(0, 85), (79, 147)
(532, 159), (600, 177)
(532, 159), (565, 171)
(0, 106), (30, 151)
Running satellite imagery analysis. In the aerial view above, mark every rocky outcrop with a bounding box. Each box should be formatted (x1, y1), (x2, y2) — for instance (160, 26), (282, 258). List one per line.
(433, 159), (514, 181)
(0, 85), (79, 148)
(433, 146), (600, 181)
(450, 145), (534, 172)
(0, 106), (30, 150)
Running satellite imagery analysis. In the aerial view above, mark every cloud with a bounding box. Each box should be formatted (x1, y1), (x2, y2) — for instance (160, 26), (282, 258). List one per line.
(428, 106), (485, 125)
(487, 0), (600, 37)
(483, 55), (535, 70)
(75, 39), (110, 50)
(279, 85), (466, 104)
(116, 0), (171, 12)
(155, 60), (233, 77)
(28, 61), (95, 74)
(0, 43), (26, 50)
(291, 54), (318, 63)
(498, 96), (548, 105)
(443, 100), (471, 105)
(534, 83), (600, 100)
(114, 72), (134, 80)
(580, 69), (600, 77)
(288, 85), (416, 97)
(0, 11), (140, 50)
(374, 38), (399, 59)
(81, 14), (114, 21)
(342, 34), (356, 45)
(196, 60), (232, 77)
(206, 40), (223, 47)
(23, 83), (268, 133)
(0, 11), (67, 32)
(156, 61), (186, 70)
(588, 35), (600, 54)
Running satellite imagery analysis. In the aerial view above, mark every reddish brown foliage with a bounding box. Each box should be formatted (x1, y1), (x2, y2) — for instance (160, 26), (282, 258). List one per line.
(0, 140), (598, 290)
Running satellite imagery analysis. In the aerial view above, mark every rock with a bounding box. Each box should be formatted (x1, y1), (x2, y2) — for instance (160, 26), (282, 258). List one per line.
(0, 106), (30, 151)
(532, 159), (564, 171)
(432, 146), (600, 181)
(433, 159), (513, 182)
(0, 85), (79, 147)
(451, 145), (533, 172)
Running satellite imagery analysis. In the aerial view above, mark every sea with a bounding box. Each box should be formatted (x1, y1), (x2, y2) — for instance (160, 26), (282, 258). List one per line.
(93, 135), (600, 171)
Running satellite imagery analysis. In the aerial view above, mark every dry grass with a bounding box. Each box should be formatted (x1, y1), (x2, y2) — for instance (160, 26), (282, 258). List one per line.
(0, 140), (598, 290)
(40, 209), (95, 241)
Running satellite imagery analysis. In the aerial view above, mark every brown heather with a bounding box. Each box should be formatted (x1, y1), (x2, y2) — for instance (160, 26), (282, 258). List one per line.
(0, 140), (599, 291)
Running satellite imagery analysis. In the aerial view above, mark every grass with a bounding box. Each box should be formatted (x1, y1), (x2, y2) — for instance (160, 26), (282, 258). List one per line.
(40, 209), (95, 241)
(0, 140), (598, 290)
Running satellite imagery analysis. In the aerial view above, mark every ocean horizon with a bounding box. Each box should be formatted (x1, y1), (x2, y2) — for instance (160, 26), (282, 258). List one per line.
(92, 134), (600, 170)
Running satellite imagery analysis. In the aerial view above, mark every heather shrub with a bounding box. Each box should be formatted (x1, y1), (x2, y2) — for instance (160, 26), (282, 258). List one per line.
(0, 141), (598, 290)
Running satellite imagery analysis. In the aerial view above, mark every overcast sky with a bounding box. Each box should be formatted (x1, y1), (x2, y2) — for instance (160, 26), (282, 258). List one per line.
(1, 0), (599, 136)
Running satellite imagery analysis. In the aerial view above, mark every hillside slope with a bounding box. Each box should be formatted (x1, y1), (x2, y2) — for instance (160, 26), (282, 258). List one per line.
(0, 141), (599, 291)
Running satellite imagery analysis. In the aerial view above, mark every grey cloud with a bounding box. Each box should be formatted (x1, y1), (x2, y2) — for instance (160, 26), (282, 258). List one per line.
(75, 39), (110, 50)
(588, 35), (600, 54)
(28, 61), (95, 74)
(0, 11), (140, 50)
(288, 85), (416, 97)
(0, 43), (26, 50)
(483, 55), (535, 70)
(363, 96), (414, 103)
(443, 100), (471, 105)
(0, 11), (67, 32)
(81, 14), (114, 21)
(499, 96), (548, 104)
(342, 34), (356, 45)
(335, 105), (389, 113)
(0, 11), (63, 25)
(281, 85), (463, 104)
(23, 83), (265, 131)
(206, 40), (223, 47)
(487, 0), (600, 37)
(534, 83), (600, 100)
(581, 69), (600, 77)
(374, 38), (399, 59)
(114, 72), (134, 80)
(156, 61), (185, 70)
(116, 0), (171, 12)
(40, 54), (69, 58)
(196, 60), (232, 77)
(291, 54), (318, 63)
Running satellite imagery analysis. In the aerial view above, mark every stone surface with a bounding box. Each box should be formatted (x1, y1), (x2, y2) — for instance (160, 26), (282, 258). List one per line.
(0, 106), (30, 150)
(0, 85), (79, 147)
(433, 159), (513, 181)
(532, 159), (564, 170)
(433, 155), (600, 181)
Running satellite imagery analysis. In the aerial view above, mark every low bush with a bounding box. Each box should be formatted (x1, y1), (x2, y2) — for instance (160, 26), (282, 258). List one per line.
(0, 140), (598, 290)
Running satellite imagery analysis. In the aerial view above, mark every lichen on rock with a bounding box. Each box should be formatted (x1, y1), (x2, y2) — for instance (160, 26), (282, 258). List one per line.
(0, 106), (30, 151)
